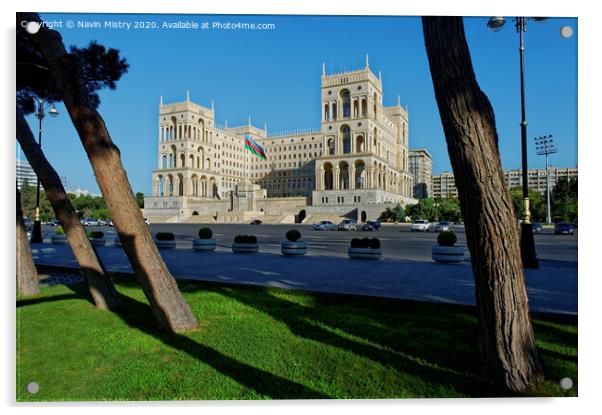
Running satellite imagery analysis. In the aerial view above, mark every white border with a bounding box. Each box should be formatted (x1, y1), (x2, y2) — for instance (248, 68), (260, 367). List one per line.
(2, 1), (599, 414)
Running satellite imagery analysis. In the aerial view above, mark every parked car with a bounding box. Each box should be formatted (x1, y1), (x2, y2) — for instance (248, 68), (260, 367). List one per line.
(144, 218), (150, 225)
(312, 220), (337, 231)
(411, 219), (431, 232)
(49, 219), (60, 227)
(22, 217), (33, 231)
(433, 221), (451, 232)
(250, 219), (262, 225)
(87, 219), (100, 226)
(554, 222), (575, 235)
(531, 221), (542, 233)
(361, 220), (381, 231)
(338, 219), (357, 231)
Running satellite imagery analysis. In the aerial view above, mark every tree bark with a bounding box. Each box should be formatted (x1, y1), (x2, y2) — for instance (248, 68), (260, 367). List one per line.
(16, 184), (40, 297)
(16, 109), (120, 310)
(18, 12), (198, 332)
(422, 17), (543, 392)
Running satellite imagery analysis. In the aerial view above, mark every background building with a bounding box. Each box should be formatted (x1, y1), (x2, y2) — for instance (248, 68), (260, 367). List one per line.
(409, 148), (433, 199)
(144, 57), (417, 223)
(16, 158), (37, 189)
(431, 172), (458, 199)
(431, 167), (578, 199)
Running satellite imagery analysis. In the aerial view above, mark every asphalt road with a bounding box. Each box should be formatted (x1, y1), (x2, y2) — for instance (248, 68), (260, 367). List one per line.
(41, 223), (577, 263)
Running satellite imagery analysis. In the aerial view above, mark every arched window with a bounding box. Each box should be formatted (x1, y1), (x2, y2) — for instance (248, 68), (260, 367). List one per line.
(341, 125), (351, 154)
(340, 89), (351, 118)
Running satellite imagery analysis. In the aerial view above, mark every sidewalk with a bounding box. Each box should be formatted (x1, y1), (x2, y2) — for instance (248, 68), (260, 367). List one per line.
(31, 243), (577, 315)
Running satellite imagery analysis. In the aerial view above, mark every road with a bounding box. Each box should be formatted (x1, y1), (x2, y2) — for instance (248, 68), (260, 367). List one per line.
(41, 223), (577, 263)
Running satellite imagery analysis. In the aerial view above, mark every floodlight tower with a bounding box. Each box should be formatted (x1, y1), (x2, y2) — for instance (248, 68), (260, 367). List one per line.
(535, 134), (557, 224)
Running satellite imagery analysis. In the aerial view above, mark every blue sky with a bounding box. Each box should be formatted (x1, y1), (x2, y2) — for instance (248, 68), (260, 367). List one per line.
(21, 13), (577, 195)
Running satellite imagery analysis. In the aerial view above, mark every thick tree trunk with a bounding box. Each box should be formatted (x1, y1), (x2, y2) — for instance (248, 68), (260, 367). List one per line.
(16, 185), (40, 297)
(18, 12), (198, 332)
(16, 109), (120, 310)
(422, 17), (543, 392)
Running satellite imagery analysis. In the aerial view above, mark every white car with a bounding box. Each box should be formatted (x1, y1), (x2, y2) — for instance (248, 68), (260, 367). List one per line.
(411, 220), (431, 232)
(312, 220), (336, 231)
(338, 219), (357, 231)
(433, 221), (451, 232)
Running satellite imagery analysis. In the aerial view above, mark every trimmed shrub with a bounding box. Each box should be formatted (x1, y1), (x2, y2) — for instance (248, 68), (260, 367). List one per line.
(350, 238), (362, 248)
(198, 227), (213, 239)
(55, 226), (65, 235)
(88, 231), (104, 239)
(234, 235), (257, 244)
(156, 232), (175, 241)
(437, 231), (457, 247)
(285, 229), (301, 242)
(368, 238), (381, 249)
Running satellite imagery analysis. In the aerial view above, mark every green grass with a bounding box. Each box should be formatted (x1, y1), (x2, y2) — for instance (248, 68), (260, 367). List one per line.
(16, 275), (577, 401)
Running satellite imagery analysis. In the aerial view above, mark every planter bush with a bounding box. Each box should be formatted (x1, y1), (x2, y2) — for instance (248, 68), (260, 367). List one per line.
(51, 226), (68, 245)
(193, 227), (216, 252)
(281, 229), (307, 256)
(432, 231), (464, 263)
(155, 232), (176, 249)
(348, 238), (382, 259)
(87, 230), (106, 247)
(232, 235), (259, 253)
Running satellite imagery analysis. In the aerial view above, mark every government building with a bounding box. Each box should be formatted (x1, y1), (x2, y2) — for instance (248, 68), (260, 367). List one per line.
(143, 57), (417, 224)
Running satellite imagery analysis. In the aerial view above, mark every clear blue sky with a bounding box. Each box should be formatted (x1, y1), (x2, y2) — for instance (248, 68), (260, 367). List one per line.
(21, 13), (577, 195)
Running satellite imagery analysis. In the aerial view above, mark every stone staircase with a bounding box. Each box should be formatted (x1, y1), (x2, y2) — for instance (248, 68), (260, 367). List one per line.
(302, 214), (346, 224)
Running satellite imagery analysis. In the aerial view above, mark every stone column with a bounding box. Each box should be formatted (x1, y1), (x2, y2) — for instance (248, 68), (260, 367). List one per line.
(333, 167), (340, 190)
(351, 133), (355, 153)
(349, 165), (355, 189)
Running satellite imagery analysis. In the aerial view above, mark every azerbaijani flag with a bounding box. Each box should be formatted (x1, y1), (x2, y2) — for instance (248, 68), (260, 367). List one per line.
(244, 134), (267, 160)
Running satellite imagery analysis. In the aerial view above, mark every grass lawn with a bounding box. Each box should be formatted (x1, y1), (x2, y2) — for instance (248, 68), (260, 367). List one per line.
(16, 274), (577, 401)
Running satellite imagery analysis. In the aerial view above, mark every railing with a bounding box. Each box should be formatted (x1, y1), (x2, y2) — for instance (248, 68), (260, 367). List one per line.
(267, 127), (321, 138)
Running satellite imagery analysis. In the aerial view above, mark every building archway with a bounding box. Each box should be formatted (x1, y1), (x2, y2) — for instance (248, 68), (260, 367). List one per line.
(354, 160), (366, 189)
(361, 210), (367, 223)
(356, 135), (365, 153)
(297, 209), (306, 223)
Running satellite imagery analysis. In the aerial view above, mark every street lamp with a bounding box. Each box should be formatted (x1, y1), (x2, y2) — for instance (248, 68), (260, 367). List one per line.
(535, 134), (557, 224)
(30, 97), (59, 243)
(487, 16), (548, 269)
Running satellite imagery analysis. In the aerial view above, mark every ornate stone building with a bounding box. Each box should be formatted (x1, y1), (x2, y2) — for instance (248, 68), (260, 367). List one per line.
(144, 57), (416, 223)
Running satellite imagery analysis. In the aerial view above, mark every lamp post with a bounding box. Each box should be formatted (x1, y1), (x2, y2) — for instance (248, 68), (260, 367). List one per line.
(487, 16), (548, 269)
(535, 134), (557, 224)
(29, 97), (59, 243)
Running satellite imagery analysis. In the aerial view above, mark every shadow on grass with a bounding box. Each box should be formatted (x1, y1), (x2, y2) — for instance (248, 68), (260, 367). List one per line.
(213, 284), (505, 397)
(17, 293), (81, 307)
(66, 281), (330, 399)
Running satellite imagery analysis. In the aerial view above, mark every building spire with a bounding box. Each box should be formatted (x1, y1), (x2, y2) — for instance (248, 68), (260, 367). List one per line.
(211, 99), (214, 111)
(160, 95), (163, 106)
(186, 90), (190, 102)
(225, 120), (228, 128)
(322, 62), (326, 76)
(397, 95), (401, 106)
(365, 54), (369, 68)
(378, 70), (382, 81)
(264, 122), (268, 133)
(248, 115), (252, 126)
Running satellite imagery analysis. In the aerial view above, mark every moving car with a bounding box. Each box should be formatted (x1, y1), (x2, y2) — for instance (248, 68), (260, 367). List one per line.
(250, 219), (262, 225)
(361, 220), (381, 231)
(411, 219), (431, 232)
(433, 221), (451, 232)
(531, 221), (542, 233)
(554, 222), (574, 235)
(338, 219), (357, 231)
(144, 218), (150, 225)
(312, 220), (336, 231)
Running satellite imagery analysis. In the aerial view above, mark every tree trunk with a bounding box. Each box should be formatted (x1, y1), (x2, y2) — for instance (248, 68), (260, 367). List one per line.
(16, 184), (40, 297)
(422, 17), (543, 392)
(18, 12), (198, 332)
(16, 109), (120, 310)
